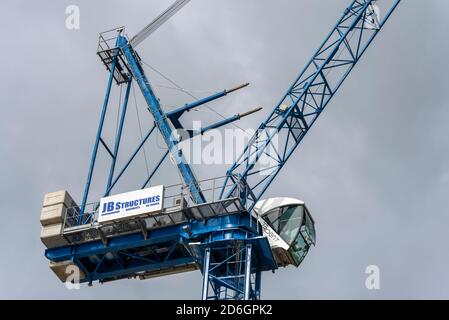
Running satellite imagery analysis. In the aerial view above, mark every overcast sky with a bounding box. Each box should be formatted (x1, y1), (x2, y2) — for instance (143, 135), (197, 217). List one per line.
(1, 0), (449, 299)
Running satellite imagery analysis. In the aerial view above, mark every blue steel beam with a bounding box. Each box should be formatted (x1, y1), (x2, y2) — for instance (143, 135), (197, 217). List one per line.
(200, 242), (260, 300)
(195, 107), (262, 136)
(72, 238), (195, 284)
(90, 257), (195, 283)
(104, 124), (156, 197)
(45, 214), (275, 284)
(166, 83), (250, 126)
(46, 213), (257, 262)
(106, 80), (132, 196)
(119, 36), (206, 204)
(141, 149), (170, 189)
(79, 53), (118, 219)
(220, 0), (401, 211)
(87, 123), (157, 219)
(182, 107), (263, 138)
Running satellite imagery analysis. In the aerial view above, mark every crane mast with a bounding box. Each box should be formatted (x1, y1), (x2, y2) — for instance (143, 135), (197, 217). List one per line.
(220, 0), (401, 211)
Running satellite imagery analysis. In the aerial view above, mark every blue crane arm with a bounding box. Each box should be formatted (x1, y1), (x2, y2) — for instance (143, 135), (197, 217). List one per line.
(219, 0), (401, 211)
(119, 37), (206, 204)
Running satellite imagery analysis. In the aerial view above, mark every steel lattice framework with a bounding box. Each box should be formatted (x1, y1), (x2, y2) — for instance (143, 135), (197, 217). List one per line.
(220, 0), (401, 212)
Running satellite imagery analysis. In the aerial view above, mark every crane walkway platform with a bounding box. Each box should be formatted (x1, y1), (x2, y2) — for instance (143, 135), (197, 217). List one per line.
(62, 197), (246, 246)
(97, 27), (133, 84)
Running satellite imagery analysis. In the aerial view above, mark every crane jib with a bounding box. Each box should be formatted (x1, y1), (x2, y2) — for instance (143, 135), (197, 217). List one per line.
(130, 0), (191, 47)
(220, 0), (401, 212)
(42, 0), (403, 301)
(120, 37), (206, 205)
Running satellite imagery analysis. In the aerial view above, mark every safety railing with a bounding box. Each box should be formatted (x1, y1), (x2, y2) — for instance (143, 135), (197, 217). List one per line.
(97, 26), (126, 53)
(61, 175), (252, 244)
(96, 27), (131, 84)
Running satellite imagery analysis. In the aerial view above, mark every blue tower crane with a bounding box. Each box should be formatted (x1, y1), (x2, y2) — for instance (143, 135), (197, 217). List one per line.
(219, 0), (401, 212)
(41, 0), (401, 300)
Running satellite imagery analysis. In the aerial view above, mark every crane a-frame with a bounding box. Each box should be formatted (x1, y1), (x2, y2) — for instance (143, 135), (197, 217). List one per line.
(40, 0), (401, 300)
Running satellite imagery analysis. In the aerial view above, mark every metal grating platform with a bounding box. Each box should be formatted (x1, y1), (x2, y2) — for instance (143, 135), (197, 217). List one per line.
(97, 27), (133, 84)
(62, 197), (246, 246)
(44, 176), (263, 284)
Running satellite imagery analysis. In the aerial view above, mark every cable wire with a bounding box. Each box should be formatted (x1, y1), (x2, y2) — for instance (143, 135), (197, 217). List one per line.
(131, 82), (151, 179)
(141, 60), (253, 136)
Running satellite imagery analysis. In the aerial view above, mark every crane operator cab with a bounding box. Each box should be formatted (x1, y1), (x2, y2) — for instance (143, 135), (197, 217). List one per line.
(254, 198), (316, 268)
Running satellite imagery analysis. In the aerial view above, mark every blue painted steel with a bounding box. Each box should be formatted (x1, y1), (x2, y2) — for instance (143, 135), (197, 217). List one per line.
(183, 114), (245, 138)
(119, 36), (206, 204)
(199, 241), (263, 300)
(46, 214), (256, 261)
(78, 42), (248, 219)
(199, 114), (241, 134)
(45, 213), (277, 284)
(220, 0), (401, 212)
(92, 257), (195, 283)
(167, 91), (229, 121)
(79, 53), (118, 218)
(106, 80), (132, 196)
(201, 248), (211, 300)
(104, 124), (156, 197)
(190, 236), (277, 271)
